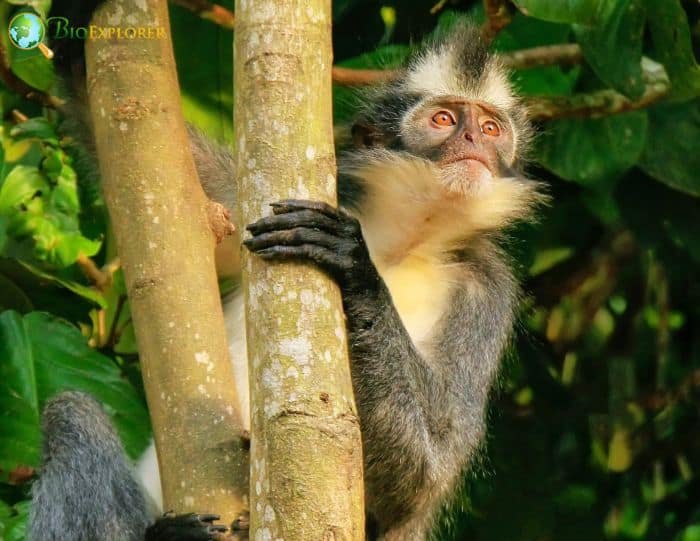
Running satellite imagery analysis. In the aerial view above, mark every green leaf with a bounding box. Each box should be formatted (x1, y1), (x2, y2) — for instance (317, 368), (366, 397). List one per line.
(537, 112), (648, 185)
(0, 310), (151, 481)
(10, 117), (58, 145)
(0, 153), (101, 267)
(17, 260), (106, 307)
(512, 0), (605, 24)
(616, 174), (700, 264)
(0, 165), (48, 213)
(0, 272), (33, 312)
(494, 12), (571, 51)
(512, 66), (581, 97)
(170, 3), (233, 141)
(645, 0), (700, 102)
(0, 215), (7, 253)
(0, 500), (30, 541)
(680, 525), (700, 541)
(639, 101), (700, 196)
(6, 0), (51, 19)
(9, 50), (55, 92)
(573, 0), (645, 99)
(494, 14), (579, 97)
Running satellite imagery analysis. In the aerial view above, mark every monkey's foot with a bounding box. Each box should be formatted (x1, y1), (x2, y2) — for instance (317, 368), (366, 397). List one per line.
(145, 512), (227, 541)
(231, 510), (250, 540)
(244, 199), (379, 294)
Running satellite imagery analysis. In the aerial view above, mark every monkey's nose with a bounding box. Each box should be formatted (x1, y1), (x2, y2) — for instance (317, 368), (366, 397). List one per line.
(464, 131), (474, 142)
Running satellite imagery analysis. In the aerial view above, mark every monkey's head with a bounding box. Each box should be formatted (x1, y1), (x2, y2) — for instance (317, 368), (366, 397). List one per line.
(352, 22), (532, 197)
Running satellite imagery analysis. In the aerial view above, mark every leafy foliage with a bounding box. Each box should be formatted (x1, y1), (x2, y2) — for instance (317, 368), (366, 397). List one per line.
(0, 0), (698, 539)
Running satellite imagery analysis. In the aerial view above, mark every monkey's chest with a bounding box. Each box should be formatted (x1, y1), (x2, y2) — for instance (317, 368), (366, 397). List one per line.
(379, 255), (453, 352)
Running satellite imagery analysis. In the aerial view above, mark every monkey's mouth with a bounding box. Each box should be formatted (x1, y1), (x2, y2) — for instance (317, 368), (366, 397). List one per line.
(439, 155), (496, 195)
(440, 155), (493, 175)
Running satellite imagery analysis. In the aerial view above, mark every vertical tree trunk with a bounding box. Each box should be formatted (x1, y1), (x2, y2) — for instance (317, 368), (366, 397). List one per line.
(85, 0), (247, 525)
(234, 1), (365, 539)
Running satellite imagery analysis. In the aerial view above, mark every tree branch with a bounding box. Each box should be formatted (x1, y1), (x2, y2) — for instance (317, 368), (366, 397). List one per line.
(526, 58), (670, 121)
(331, 66), (398, 86)
(87, 0), (248, 523)
(76, 253), (110, 289)
(235, 0), (364, 537)
(501, 43), (583, 69)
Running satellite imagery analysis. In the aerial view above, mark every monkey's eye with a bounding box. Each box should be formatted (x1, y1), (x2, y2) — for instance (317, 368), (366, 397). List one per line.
(431, 110), (456, 127)
(481, 119), (501, 137)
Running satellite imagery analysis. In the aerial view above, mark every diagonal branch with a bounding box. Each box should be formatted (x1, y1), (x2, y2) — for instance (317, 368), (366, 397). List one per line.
(501, 43), (583, 69)
(526, 58), (670, 121)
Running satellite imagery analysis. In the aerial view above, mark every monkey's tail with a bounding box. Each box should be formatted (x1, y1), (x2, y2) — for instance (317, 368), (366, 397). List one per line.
(28, 391), (151, 541)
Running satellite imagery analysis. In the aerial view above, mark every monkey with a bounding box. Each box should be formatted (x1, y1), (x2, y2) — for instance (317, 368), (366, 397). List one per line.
(28, 2), (544, 540)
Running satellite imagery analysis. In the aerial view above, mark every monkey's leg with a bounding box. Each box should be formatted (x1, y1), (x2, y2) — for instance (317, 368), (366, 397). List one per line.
(145, 512), (227, 541)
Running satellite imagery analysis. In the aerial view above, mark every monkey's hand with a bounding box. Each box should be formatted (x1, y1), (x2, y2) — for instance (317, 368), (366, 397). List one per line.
(243, 199), (380, 296)
(145, 512), (228, 541)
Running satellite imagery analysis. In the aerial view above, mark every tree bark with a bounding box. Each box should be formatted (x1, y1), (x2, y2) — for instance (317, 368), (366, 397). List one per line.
(234, 1), (365, 539)
(85, 0), (247, 524)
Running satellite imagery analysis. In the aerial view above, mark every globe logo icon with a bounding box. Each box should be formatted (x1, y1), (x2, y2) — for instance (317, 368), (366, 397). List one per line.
(8, 12), (53, 58)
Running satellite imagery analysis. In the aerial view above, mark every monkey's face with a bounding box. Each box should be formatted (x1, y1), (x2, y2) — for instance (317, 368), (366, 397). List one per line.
(399, 98), (517, 194)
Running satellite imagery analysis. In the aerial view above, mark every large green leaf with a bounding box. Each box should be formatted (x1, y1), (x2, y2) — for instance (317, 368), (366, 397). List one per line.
(512, 0), (605, 25)
(616, 173), (700, 264)
(493, 11), (571, 51)
(169, 3), (233, 141)
(494, 14), (579, 97)
(573, 0), (645, 99)
(644, 0), (700, 102)
(0, 311), (150, 481)
(638, 101), (700, 196)
(537, 112), (648, 185)
(9, 51), (54, 93)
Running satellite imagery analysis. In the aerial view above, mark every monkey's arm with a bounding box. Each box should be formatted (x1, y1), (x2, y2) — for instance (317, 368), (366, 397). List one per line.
(244, 200), (516, 534)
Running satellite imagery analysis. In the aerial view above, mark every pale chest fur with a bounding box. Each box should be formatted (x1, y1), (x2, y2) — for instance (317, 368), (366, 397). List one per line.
(376, 254), (454, 353)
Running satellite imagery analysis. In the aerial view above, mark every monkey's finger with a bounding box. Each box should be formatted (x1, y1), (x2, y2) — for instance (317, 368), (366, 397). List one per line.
(244, 227), (342, 252)
(196, 514), (221, 524)
(254, 245), (353, 274)
(246, 210), (341, 235)
(271, 198), (351, 221)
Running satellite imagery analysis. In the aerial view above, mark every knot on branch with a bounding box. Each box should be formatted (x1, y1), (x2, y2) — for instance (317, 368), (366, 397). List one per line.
(208, 200), (237, 243)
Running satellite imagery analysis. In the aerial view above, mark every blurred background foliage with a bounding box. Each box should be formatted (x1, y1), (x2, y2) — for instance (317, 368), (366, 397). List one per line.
(0, 0), (699, 539)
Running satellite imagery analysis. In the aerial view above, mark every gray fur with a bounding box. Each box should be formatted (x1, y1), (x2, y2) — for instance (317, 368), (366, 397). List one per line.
(345, 240), (518, 539)
(28, 392), (150, 541)
(186, 126), (237, 214)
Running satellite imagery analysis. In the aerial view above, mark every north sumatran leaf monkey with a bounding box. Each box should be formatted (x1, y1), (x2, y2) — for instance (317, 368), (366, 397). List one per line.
(30, 2), (543, 539)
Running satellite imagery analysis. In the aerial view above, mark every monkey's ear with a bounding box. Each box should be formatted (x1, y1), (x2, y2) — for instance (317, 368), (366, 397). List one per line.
(351, 123), (384, 148)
